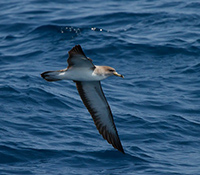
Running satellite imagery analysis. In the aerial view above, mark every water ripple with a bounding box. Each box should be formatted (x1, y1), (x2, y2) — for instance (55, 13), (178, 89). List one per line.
(1, 0), (200, 174)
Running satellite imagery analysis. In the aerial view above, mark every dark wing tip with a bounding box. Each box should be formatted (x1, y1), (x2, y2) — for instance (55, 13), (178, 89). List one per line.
(100, 127), (125, 154)
(94, 119), (125, 154)
(41, 71), (50, 81)
(41, 71), (60, 82)
(113, 137), (125, 154)
(68, 45), (87, 58)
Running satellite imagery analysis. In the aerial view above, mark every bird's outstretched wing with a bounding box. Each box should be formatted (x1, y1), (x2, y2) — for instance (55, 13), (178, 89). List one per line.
(67, 45), (95, 68)
(75, 81), (124, 153)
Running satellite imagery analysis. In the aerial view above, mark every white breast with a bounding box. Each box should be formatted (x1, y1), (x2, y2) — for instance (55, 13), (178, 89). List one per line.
(57, 67), (106, 81)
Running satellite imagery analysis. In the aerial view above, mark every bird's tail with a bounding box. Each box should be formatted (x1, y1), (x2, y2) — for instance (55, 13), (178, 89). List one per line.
(41, 71), (62, 82)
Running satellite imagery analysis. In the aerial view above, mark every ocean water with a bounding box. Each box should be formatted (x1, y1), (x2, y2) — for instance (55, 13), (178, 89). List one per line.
(0, 0), (200, 174)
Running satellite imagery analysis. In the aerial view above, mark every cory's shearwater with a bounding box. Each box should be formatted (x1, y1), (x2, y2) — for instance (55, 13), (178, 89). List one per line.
(41, 45), (124, 153)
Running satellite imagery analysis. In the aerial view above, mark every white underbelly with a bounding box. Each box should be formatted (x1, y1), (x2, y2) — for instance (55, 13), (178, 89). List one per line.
(58, 68), (106, 81)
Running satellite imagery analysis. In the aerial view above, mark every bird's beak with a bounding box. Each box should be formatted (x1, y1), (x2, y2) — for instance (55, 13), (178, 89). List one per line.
(113, 72), (124, 78)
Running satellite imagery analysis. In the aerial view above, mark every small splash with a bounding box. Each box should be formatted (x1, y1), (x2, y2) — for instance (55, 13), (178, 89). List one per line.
(91, 27), (106, 32)
(60, 26), (81, 35)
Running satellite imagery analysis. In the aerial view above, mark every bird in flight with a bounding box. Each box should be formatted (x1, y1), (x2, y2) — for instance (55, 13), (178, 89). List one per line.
(41, 45), (125, 153)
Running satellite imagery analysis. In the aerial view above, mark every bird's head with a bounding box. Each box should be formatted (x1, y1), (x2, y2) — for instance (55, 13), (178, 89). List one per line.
(102, 66), (124, 78)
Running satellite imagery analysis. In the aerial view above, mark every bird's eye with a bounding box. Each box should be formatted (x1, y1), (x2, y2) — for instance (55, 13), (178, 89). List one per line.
(109, 69), (114, 72)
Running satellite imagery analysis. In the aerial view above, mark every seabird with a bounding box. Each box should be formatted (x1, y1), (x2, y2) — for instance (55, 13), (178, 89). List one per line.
(41, 45), (125, 153)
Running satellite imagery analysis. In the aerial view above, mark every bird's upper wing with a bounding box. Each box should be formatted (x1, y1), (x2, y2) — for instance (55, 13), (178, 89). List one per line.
(75, 81), (124, 153)
(67, 45), (95, 68)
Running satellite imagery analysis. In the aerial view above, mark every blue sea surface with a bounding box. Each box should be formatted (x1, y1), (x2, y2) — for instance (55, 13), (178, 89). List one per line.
(0, 0), (200, 174)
